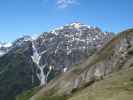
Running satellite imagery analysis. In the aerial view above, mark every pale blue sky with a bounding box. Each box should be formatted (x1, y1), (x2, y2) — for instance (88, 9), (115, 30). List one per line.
(0, 0), (133, 42)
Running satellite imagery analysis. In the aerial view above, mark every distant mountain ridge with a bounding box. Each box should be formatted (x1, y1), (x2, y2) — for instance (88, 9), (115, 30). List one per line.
(0, 42), (12, 56)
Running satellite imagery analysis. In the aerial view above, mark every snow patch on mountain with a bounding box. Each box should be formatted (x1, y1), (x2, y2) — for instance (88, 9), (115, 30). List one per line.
(31, 41), (53, 86)
(0, 42), (12, 57)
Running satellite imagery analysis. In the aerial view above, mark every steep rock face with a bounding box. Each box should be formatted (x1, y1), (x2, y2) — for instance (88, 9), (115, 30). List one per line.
(29, 29), (133, 100)
(34, 23), (113, 72)
(0, 23), (113, 100)
(31, 23), (113, 86)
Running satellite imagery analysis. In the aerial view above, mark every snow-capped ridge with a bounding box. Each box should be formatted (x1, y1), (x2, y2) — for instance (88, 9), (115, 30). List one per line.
(13, 35), (32, 46)
(0, 42), (12, 48)
(50, 22), (94, 35)
(0, 42), (13, 57)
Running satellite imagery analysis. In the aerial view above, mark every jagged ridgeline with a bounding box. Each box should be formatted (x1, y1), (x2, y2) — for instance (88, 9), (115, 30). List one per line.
(0, 23), (113, 100)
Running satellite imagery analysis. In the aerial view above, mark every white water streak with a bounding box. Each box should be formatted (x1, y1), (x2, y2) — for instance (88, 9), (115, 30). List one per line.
(31, 41), (52, 86)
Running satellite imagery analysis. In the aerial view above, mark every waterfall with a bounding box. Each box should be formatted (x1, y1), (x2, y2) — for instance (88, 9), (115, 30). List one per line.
(31, 41), (52, 86)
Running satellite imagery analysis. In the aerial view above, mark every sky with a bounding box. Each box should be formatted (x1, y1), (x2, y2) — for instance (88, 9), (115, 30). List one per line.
(0, 0), (133, 42)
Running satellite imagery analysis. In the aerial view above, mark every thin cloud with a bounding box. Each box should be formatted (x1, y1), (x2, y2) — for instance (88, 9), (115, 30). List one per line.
(56, 0), (79, 8)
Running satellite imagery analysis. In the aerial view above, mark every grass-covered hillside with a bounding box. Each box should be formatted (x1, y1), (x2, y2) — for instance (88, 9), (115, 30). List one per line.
(68, 68), (133, 100)
(17, 67), (133, 100)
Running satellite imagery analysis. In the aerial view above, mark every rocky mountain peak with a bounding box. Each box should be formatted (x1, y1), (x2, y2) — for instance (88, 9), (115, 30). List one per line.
(12, 35), (32, 47)
(34, 23), (114, 73)
(50, 22), (93, 34)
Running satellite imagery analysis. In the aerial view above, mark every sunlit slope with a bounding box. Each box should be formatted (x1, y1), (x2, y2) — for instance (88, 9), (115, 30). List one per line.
(68, 68), (133, 100)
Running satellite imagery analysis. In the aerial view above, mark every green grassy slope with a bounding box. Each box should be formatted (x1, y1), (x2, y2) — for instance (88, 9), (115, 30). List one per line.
(68, 68), (133, 100)
(19, 67), (133, 100)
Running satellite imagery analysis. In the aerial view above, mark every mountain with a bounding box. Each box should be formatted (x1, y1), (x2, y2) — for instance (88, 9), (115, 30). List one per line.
(0, 42), (12, 56)
(0, 37), (38, 100)
(0, 23), (114, 100)
(33, 23), (113, 86)
(17, 29), (133, 100)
